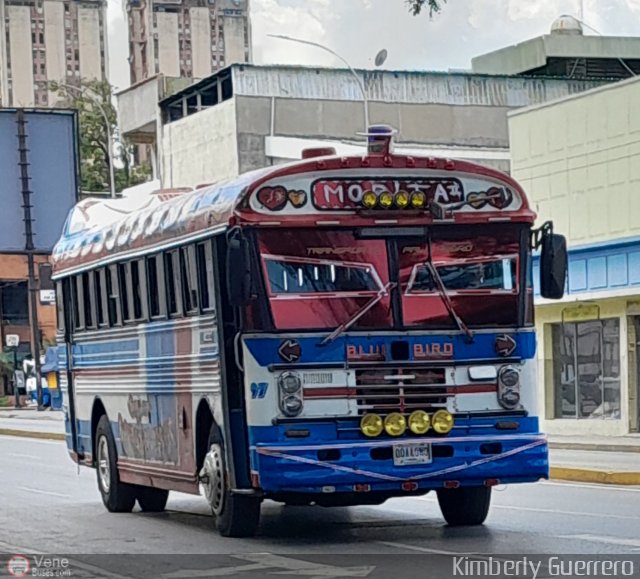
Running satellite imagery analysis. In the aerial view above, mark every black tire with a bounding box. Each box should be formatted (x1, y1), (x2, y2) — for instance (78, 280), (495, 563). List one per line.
(95, 415), (136, 513)
(137, 487), (169, 512)
(436, 486), (492, 526)
(200, 425), (261, 538)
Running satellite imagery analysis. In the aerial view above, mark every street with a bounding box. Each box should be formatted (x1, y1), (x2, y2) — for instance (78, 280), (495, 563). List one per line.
(2, 433), (639, 568)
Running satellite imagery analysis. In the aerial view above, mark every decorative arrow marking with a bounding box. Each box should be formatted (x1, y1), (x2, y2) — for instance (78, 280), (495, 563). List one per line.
(495, 334), (517, 357)
(278, 339), (302, 363)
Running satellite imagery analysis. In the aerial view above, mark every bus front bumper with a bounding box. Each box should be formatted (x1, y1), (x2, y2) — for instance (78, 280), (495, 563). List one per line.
(249, 420), (548, 496)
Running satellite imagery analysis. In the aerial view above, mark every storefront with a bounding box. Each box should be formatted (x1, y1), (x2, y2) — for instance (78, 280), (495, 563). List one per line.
(533, 240), (640, 436)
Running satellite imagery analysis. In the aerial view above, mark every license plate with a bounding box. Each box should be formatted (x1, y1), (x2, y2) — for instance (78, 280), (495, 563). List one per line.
(393, 443), (432, 466)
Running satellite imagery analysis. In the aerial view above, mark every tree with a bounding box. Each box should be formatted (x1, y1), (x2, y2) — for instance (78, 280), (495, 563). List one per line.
(50, 79), (151, 194)
(407, 0), (446, 16)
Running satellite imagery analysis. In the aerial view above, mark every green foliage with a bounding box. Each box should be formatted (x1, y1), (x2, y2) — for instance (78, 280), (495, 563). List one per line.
(0, 350), (14, 379)
(407, 0), (445, 16)
(0, 396), (10, 407)
(50, 79), (151, 194)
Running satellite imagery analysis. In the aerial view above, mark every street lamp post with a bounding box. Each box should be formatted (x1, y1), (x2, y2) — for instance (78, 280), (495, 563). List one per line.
(267, 34), (387, 133)
(57, 83), (116, 199)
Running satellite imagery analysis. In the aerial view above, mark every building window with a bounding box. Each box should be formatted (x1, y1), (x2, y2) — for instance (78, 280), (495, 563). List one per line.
(0, 281), (29, 325)
(551, 318), (621, 420)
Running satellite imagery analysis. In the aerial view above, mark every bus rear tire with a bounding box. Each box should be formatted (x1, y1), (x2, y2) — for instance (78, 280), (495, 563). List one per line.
(95, 415), (136, 513)
(200, 426), (261, 538)
(436, 486), (491, 526)
(137, 488), (169, 512)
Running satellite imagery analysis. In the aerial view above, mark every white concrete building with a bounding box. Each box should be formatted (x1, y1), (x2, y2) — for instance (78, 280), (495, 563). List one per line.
(126, 0), (251, 85)
(510, 75), (640, 436)
(0, 0), (108, 107)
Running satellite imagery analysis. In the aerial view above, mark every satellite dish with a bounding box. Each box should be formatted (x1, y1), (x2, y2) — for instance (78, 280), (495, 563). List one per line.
(374, 49), (388, 67)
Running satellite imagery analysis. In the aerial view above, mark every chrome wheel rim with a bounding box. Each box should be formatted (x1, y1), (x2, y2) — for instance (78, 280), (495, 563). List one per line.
(97, 436), (111, 493)
(200, 443), (225, 515)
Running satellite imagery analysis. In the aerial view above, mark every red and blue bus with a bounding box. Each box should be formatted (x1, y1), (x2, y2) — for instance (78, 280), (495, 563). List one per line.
(52, 126), (567, 537)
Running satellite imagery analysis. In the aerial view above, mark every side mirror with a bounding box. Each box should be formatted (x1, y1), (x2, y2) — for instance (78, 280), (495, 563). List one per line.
(540, 232), (567, 300)
(226, 229), (252, 307)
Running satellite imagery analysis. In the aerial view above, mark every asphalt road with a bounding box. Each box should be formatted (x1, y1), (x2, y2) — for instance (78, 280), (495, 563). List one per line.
(1, 435), (640, 578)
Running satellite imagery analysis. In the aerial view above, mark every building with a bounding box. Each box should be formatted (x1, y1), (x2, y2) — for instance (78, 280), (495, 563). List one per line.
(0, 0), (108, 108)
(117, 63), (607, 189)
(473, 15), (640, 80)
(126, 0), (251, 85)
(509, 75), (640, 436)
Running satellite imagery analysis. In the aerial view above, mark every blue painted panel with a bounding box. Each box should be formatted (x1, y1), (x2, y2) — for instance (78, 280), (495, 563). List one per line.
(587, 257), (607, 289)
(607, 254), (628, 287)
(569, 260), (587, 291)
(630, 252), (640, 285)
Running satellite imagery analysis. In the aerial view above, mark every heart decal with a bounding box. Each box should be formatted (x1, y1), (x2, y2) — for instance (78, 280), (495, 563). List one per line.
(257, 186), (288, 211)
(288, 190), (308, 208)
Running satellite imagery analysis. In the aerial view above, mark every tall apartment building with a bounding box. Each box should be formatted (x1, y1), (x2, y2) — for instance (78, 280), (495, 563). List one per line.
(127, 0), (251, 85)
(0, 0), (108, 107)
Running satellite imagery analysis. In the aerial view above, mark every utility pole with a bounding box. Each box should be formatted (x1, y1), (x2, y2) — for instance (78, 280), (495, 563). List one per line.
(16, 110), (43, 410)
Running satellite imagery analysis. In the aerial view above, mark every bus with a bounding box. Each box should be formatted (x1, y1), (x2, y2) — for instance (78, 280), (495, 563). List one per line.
(51, 126), (567, 538)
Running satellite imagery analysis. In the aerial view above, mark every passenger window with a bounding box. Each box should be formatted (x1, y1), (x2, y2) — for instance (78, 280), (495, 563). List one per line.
(95, 269), (108, 327)
(84, 272), (96, 329)
(119, 263), (132, 323)
(196, 241), (215, 312)
(164, 251), (182, 316)
(147, 255), (167, 319)
(74, 275), (86, 330)
(180, 246), (199, 315)
(106, 265), (122, 326)
(131, 260), (147, 321)
(55, 280), (66, 333)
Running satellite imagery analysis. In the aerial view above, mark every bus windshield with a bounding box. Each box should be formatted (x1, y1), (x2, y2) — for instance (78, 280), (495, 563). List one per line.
(255, 225), (528, 332)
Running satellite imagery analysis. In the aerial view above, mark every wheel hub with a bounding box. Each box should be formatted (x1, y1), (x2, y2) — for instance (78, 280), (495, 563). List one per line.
(200, 443), (225, 515)
(97, 436), (110, 493)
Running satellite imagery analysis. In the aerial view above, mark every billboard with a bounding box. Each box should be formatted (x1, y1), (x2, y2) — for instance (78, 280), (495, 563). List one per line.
(0, 109), (79, 252)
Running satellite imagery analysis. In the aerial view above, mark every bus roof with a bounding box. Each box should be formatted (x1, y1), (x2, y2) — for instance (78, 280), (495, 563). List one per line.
(52, 150), (534, 279)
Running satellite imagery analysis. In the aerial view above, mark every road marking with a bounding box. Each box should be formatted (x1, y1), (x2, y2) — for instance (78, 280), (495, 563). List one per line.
(540, 480), (640, 493)
(560, 534), (640, 549)
(18, 486), (70, 498)
(7, 453), (41, 460)
(376, 541), (465, 556)
(161, 553), (375, 578)
(0, 435), (63, 446)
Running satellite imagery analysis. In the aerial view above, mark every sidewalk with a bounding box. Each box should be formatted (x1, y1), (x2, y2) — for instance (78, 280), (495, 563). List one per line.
(0, 409), (638, 485)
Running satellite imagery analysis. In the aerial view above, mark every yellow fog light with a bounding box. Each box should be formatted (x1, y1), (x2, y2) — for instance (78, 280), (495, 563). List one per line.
(360, 413), (384, 438)
(362, 191), (378, 209)
(384, 412), (407, 437)
(379, 191), (394, 209)
(395, 191), (410, 208)
(410, 191), (427, 209)
(408, 410), (430, 435)
(432, 410), (454, 434)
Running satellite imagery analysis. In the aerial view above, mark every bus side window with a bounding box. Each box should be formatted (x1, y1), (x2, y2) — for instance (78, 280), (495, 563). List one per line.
(164, 250), (183, 317)
(56, 280), (66, 333)
(106, 265), (122, 326)
(180, 245), (199, 315)
(131, 259), (148, 321)
(95, 268), (109, 328)
(85, 271), (97, 330)
(147, 255), (167, 319)
(72, 275), (85, 331)
(196, 240), (215, 312)
(119, 263), (133, 323)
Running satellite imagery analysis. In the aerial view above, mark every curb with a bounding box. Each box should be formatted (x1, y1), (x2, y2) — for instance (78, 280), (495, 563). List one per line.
(550, 466), (640, 486)
(549, 442), (640, 454)
(0, 428), (65, 441)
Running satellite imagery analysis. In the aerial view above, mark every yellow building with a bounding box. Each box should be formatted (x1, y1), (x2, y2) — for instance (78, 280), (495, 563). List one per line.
(509, 75), (640, 436)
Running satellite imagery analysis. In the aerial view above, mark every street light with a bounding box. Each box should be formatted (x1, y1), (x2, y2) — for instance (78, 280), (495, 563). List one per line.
(55, 82), (116, 199)
(267, 34), (388, 132)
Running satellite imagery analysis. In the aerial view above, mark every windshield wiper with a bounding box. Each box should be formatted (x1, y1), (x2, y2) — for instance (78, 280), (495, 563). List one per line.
(424, 244), (475, 343)
(320, 282), (396, 346)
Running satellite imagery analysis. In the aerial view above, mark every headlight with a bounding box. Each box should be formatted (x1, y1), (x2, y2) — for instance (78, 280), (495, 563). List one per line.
(362, 191), (378, 209)
(432, 410), (454, 434)
(408, 410), (430, 435)
(384, 412), (407, 437)
(410, 191), (427, 209)
(395, 191), (410, 208)
(360, 413), (384, 437)
(498, 366), (521, 409)
(279, 371), (302, 394)
(280, 395), (303, 417)
(378, 192), (394, 209)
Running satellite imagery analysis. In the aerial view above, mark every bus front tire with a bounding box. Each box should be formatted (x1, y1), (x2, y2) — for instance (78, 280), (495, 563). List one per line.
(200, 426), (261, 538)
(137, 488), (169, 512)
(436, 486), (491, 526)
(95, 415), (136, 513)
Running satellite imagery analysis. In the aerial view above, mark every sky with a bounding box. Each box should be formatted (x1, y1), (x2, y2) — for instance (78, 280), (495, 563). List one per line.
(106, 0), (640, 92)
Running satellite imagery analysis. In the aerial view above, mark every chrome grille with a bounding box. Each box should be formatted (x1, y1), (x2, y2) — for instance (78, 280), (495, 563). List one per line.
(355, 368), (449, 415)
